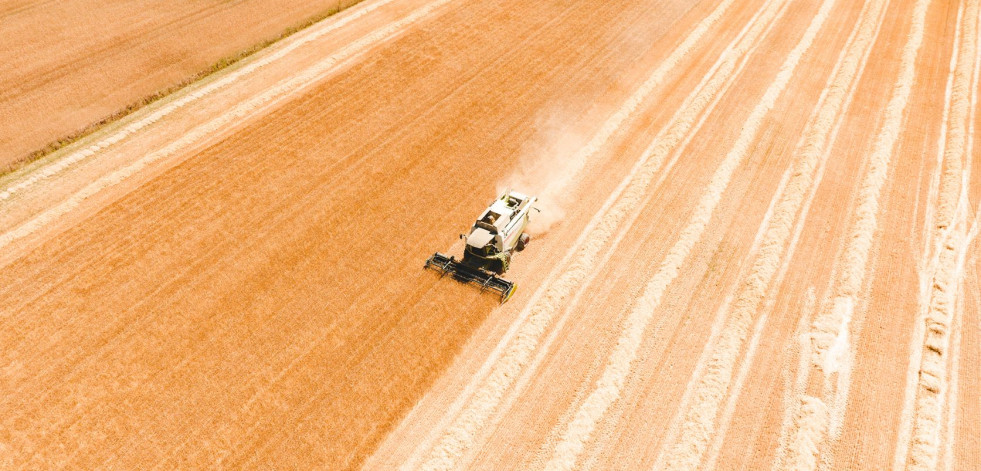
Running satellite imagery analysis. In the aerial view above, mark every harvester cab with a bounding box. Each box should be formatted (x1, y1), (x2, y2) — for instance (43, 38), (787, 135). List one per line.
(425, 189), (538, 303)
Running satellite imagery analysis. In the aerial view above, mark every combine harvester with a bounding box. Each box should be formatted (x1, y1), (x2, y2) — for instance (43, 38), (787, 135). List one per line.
(425, 189), (538, 303)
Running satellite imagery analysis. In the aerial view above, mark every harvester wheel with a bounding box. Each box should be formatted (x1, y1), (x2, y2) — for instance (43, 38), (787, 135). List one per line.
(516, 233), (530, 251)
(496, 253), (511, 274)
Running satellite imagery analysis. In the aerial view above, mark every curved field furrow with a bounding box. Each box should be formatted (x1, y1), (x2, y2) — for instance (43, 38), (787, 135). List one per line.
(1, 0), (978, 469)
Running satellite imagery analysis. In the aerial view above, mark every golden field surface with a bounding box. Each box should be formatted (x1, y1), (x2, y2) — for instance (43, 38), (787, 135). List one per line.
(0, 0), (362, 169)
(0, 0), (978, 469)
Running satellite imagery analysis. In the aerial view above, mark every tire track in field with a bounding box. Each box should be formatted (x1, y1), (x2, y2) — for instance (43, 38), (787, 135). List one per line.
(540, 0), (834, 468)
(410, 1), (789, 469)
(0, 0), (455, 255)
(941, 282), (966, 471)
(902, 1), (980, 466)
(0, 0), (402, 202)
(778, 0), (934, 467)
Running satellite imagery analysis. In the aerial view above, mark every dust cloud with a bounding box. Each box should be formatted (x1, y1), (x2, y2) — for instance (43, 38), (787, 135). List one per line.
(499, 112), (589, 237)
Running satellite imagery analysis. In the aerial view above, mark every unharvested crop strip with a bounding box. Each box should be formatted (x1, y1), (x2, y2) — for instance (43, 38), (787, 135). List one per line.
(0, 0), (401, 202)
(641, 0), (890, 468)
(0, 0), (456, 254)
(905, 1), (979, 467)
(410, 1), (789, 469)
(541, 0), (833, 468)
(780, 0), (934, 467)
